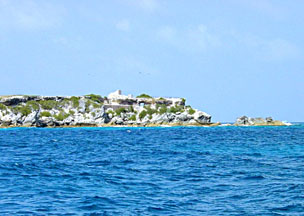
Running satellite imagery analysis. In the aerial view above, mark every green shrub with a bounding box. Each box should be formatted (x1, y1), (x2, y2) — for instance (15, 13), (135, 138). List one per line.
(85, 100), (92, 112)
(26, 101), (40, 110)
(13, 106), (32, 116)
(158, 105), (168, 115)
(70, 96), (80, 108)
(60, 98), (70, 106)
(145, 106), (157, 116)
(69, 110), (75, 115)
(136, 93), (152, 98)
(115, 107), (127, 116)
(86, 94), (103, 103)
(0, 104), (7, 110)
(54, 112), (69, 121)
(85, 99), (101, 112)
(92, 103), (101, 109)
(129, 115), (136, 121)
(106, 109), (114, 115)
(92, 112), (96, 117)
(159, 97), (165, 100)
(139, 110), (147, 120)
(40, 111), (51, 117)
(188, 108), (195, 115)
(168, 105), (184, 114)
(39, 100), (58, 110)
(181, 98), (186, 104)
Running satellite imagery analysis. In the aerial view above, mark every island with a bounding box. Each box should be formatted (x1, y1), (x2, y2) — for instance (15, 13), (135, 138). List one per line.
(0, 90), (291, 128)
(234, 116), (289, 126)
(0, 90), (214, 127)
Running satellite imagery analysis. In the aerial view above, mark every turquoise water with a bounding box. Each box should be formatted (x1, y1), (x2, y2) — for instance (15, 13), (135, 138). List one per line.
(0, 125), (304, 215)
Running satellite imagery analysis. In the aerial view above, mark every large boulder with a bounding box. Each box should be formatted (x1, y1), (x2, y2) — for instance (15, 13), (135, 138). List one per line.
(23, 112), (37, 126)
(235, 116), (249, 125)
(194, 111), (211, 124)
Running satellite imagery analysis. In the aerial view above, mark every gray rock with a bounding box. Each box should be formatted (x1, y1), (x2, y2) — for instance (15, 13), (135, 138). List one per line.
(248, 117), (265, 125)
(235, 116), (249, 125)
(194, 111), (211, 124)
(235, 116), (280, 126)
(78, 99), (86, 113)
(23, 112), (37, 126)
(266, 117), (273, 123)
(176, 113), (190, 122)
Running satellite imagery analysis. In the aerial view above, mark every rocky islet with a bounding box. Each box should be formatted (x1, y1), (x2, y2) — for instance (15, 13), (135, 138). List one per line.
(0, 90), (211, 127)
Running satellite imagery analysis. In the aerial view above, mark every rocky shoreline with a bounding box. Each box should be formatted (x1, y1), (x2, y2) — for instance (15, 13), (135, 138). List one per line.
(0, 90), (290, 128)
(0, 90), (212, 128)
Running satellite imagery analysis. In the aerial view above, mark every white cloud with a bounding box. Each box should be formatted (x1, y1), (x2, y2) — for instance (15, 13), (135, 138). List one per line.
(0, 0), (65, 30)
(116, 19), (130, 32)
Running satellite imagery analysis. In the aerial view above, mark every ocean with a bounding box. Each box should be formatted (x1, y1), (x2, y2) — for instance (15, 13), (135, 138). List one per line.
(0, 125), (304, 215)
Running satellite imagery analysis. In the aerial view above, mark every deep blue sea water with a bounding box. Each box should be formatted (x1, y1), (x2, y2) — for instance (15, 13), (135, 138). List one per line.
(0, 125), (304, 215)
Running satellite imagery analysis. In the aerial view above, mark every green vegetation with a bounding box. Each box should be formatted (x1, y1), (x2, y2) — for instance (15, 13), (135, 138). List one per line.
(92, 103), (101, 109)
(0, 104), (7, 110)
(139, 110), (147, 120)
(85, 94), (103, 103)
(181, 98), (186, 104)
(188, 108), (196, 115)
(13, 106), (32, 116)
(26, 101), (40, 110)
(70, 96), (80, 108)
(159, 97), (165, 100)
(85, 100), (91, 112)
(106, 109), (114, 116)
(40, 111), (51, 117)
(136, 93), (152, 98)
(54, 112), (70, 121)
(115, 107), (127, 116)
(39, 100), (58, 110)
(129, 115), (136, 121)
(168, 105), (184, 114)
(85, 99), (102, 112)
(145, 105), (157, 116)
(92, 112), (96, 117)
(128, 106), (134, 112)
(158, 105), (168, 115)
(69, 110), (75, 115)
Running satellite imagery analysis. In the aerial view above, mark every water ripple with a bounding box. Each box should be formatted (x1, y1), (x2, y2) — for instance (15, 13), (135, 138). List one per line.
(0, 126), (303, 215)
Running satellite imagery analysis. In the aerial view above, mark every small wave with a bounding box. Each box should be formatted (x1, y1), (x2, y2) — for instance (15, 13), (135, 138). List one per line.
(271, 203), (304, 212)
(147, 206), (166, 212)
(242, 175), (265, 180)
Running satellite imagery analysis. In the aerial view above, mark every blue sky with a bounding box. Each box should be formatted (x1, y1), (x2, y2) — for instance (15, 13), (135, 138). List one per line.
(0, 0), (303, 122)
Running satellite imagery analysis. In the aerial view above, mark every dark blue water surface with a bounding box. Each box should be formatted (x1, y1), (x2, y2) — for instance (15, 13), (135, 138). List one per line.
(1, 125), (304, 215)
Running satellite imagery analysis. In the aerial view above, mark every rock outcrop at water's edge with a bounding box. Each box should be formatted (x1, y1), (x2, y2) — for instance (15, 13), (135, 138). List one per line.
(0, 90), (212, 127)
(234, 116), (289, 126)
